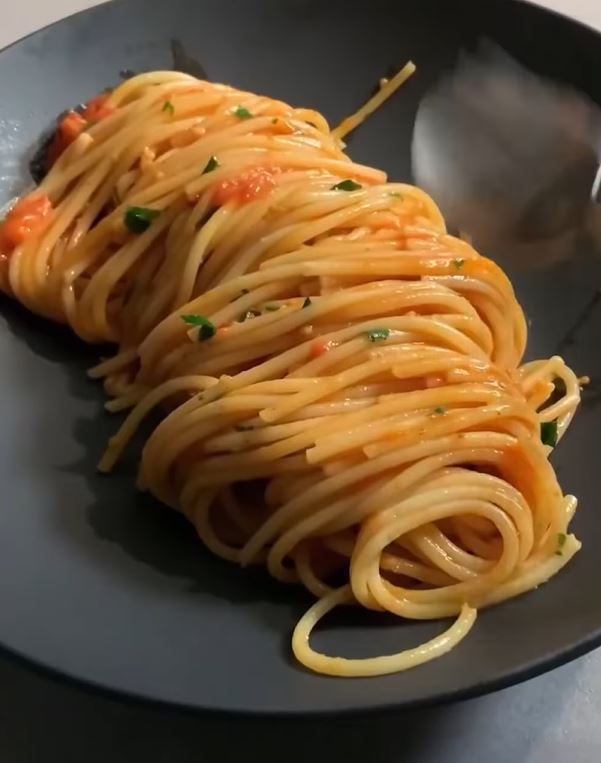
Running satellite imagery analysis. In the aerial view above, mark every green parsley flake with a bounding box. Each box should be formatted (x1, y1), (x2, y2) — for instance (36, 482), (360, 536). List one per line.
(302, 297), (312, 308)
(389, 191), (403, 199)
(433, 406), (447, 415)
(264, 303), (280, 312)
(162, 100), (175, 115)
(540, 420), (558, 447)
(233, 106), (253, 120)
(366, 328), (390, 343)
(453, 258), (465, 270)
(271, 117), (279, 124)
(202, 156), (220, 174)
(124, 207), (160, 234)
(331, 179), (362, 192)
(180, 314), (216, 340)
(556, 532), (567, 556)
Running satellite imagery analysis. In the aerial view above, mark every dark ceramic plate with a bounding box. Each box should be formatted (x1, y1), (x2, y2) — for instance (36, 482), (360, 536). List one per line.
(0, 0), (600, 716)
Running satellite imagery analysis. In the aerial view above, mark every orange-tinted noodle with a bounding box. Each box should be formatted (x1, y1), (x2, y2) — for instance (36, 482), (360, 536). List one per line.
(0, 71), (581, 677)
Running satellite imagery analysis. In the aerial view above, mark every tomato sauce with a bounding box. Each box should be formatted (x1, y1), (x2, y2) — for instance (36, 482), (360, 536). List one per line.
(47, 111), (87, 166)
(48, 93), (115, 167)
(81, 94), (115, 123)
(310, 339), (333, 359)
(212, 166), (280, 206)
(0, 194), (53, 255)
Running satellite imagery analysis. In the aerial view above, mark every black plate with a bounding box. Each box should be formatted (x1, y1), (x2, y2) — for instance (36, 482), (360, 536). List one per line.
(0, 0), (601, 716)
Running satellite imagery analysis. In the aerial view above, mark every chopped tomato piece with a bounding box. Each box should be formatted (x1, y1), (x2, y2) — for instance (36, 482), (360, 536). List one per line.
(0, 194), (53, 254)
(213, 166), (280, 206)
(47, 110), (87, 166)
(81, 93), (115, 123)
(47, 94), (114, 167)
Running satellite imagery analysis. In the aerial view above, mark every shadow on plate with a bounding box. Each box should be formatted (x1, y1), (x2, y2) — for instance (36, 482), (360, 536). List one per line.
(0, 294), (422, 674)
(0, 295), (307, 622)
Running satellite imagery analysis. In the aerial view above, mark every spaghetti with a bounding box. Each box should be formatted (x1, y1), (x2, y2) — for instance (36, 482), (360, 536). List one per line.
(0, 71), (581, 677)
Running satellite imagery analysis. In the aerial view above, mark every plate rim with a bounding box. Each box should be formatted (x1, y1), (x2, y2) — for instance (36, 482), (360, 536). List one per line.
(1, 617), (601, 717)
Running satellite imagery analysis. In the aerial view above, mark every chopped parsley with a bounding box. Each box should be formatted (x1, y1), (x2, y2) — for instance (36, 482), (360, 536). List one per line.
(233, 106), (253, 120)
(271, 117), (279, 124)
(556, 532), (567, 556)
(302, 297), (312, 308)
(180, 314), (216, 340)
(389, 191), (403, 199)
(452, 258), (465, 270)
(540, 420), (558, 447)
(202, 156), (220, 174)
(124, 206), (160, 234)
(237, 309), (261, 323)
(264, 303), (280, 312)
(433, 406), (447, 415)
(331, 179), (362, 192)
(366, 328), (390, 343)
(162, 100), (175, 115)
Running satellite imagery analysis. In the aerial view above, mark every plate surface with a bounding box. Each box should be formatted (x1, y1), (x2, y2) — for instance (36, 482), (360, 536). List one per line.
(0, 0), (601, 715)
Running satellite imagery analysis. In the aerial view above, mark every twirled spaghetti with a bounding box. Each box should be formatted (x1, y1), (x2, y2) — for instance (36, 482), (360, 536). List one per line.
(0, 71), (581, 677)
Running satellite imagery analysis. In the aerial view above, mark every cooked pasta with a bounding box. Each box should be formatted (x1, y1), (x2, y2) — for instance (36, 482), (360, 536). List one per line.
(0, 71), (581, 677)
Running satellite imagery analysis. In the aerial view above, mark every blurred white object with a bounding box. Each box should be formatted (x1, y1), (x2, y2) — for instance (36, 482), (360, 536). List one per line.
(412, 44), (601, 262)
(529, 0), (601, 31)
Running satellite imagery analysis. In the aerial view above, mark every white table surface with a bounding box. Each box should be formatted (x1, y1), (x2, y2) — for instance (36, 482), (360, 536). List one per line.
(1, 2), (601, 763)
